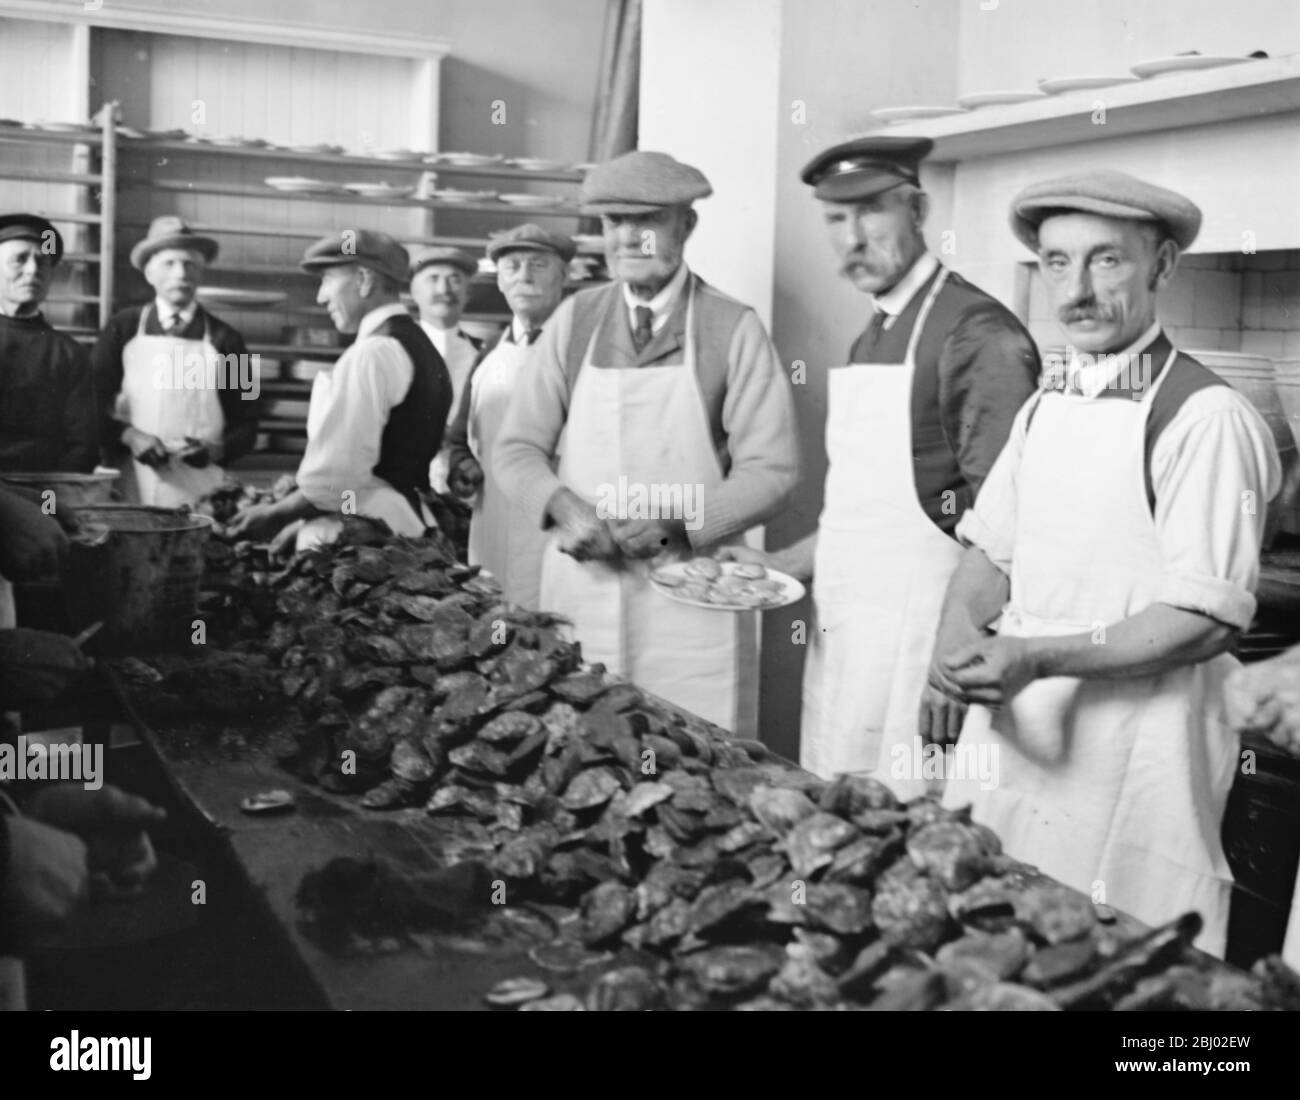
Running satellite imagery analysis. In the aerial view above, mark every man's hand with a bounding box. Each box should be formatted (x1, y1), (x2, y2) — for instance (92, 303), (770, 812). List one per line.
(122, 426), (169, 468)
(268, 519), (303, 561)
(715, 546), (775, 569)
(448, 458), (484, 500)
(225, 502), (286, 542)
(0, 816), (88, 945)
(548, 488), (620, 564)
(25, 784), (166, 895)
(941, 635), (1041, 708)
(0, 629), (90, 706)
(0, 489), (68, 582)
(918, 684), (967, 747)
(609, 518), (687, 560)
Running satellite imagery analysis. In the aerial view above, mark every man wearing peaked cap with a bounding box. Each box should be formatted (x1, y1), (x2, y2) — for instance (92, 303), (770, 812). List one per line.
(443, 223), (574, 608)
(727, 135), (1040, 794)
(92, 216), (258, 506)
(931, 170), (1281, 958)
(228, 228), (452, 552)
(409, 245), (484, 494)
(495, 152), (799, 735)
(0, 213), (98, 476)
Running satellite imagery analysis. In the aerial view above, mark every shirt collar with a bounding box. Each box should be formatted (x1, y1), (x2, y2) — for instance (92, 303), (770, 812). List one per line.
(872, 251), (940, 321)
(623, 262), (690, 333)
(357, 302), (410, 341)
(154, 298), (198, 329)
(1066, 320), (1163, 398)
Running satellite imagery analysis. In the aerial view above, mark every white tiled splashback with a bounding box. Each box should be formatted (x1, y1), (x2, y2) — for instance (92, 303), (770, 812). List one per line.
(1026, 250), (1300, 359)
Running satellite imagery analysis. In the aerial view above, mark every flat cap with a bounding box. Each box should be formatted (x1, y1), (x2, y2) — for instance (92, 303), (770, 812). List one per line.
(1010, 170), (1202, 251)
(300, 228), (409, 284)
(0, 213), (63, 265)
(130, 214), (218, 270)
(580, 150), (712, 215)
(801, 136), (933, 202)
(410, 246), (478, 278)
(486, 223), (576, 263)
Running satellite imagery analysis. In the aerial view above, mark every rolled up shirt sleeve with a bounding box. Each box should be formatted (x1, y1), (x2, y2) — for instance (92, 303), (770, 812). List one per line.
(295, 338), (412, 513)
(954, 393), (1036, 575)
(1149, 388), (1282, 630)
(493, 299), (574, 530)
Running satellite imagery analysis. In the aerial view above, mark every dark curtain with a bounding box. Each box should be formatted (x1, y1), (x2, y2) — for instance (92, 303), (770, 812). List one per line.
(588, 0), (641, 162)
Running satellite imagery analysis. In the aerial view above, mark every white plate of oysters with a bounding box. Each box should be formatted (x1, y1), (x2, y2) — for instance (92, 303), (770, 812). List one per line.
(649, 557), (805, 611)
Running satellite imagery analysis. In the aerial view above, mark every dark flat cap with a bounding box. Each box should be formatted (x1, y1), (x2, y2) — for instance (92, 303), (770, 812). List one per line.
(130, 215), (218, 270)
(0, 213), (63, 265)
(1010, 170), (1202, 251)
(301, 229), (409, 284)
(801, 136), (933, 202)
(580, 150), (712, 214)
(486, 223), (576, 263)
(410, 246), (478, 278)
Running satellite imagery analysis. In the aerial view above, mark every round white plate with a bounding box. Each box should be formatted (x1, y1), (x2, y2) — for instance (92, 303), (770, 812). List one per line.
(510, 157), (570, 172)
(144, 128), (188, 140)
(196, 287), (287, 308)
(1037, 74), (1141, 94)
(373, 148), (420, 161)
(115, 125), (145, 139)
(40, 120), (95, 132)
(290, 142), (342, 155)
(1130, 54), (1253, 79)
(441, 152), (503, 167)
(265, 176), (342, 194)
(870, 105), (967, 122)
(956, 90), (1046, 109)
(499, 193), (562, 207)
(649, 560), (805, 612)
(432, 188), (496, 203)
(343, 182), (414, 199)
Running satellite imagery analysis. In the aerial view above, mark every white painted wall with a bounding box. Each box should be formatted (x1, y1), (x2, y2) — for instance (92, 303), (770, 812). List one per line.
(638, 0), (784, 327)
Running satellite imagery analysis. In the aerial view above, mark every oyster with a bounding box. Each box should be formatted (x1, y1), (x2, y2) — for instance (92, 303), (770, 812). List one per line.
(586, 966), (665, 1011)
(871, 861), (951, 951)
(578, 882), (636, 947)
(770, 942), (841, 1008)
(801, 883), (874, 936)
(680, 943), (785, 998)
(748, 785), (818, 835)
(519, 993), (584, 1011)
(686, 880), (762, 936)
(906, 820), (996, 892)
(484, 977), (549, 1007)
(1015, 884), (1097, 945)
(560, 767), (623, 811)
(783, 812), (859, 878)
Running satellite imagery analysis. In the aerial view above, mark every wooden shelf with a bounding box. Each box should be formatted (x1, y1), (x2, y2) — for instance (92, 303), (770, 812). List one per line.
(884, 55), (1300, 162)
(27, 211), (103, 225)
(118, 138), (585, 183)
(0, 168), (103, 185)
(0, 126), (103, 147)
(248, 344), (342, 361)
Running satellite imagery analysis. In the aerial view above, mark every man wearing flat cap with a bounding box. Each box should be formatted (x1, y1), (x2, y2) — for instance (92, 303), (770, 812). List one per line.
(495, 151), (799, 734)
(727, 137), (1040, 794)
(930, 170), (1281, 956)
(91, 216), (258, 506)
(0, 213), (98, 476)
(444, 224), (574, 608)
(409, 246), (484, 494)
(227, 229), (452, 552)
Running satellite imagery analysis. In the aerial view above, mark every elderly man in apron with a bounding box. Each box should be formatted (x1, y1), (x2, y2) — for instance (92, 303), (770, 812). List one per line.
(91, 217), (259, 507)
(409, 246), (484, 494)
(444, 225), (574, 609)
(226, 231), (452, 553)
(725, 138), (1040, 796)
(494, 152), (800, 736)
(931, 172), (1281, 958)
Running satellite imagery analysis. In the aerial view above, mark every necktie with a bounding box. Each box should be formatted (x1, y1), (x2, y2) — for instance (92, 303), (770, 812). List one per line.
(162, 312), (183, 336)
(525, 327), (542, 346)
(860, 305), (887, 354)
(632, 305), (654, 353)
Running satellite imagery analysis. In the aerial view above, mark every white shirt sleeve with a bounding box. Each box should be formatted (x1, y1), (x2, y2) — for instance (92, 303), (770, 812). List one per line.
(1150, 387), (1282, 630)
(954, 392), (1037, 575)
(296, 337), (413, 513)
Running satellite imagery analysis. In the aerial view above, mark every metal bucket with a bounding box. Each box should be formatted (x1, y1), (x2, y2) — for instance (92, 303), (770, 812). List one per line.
(0, 469), (120, 511)
(65, 505), (214, 654)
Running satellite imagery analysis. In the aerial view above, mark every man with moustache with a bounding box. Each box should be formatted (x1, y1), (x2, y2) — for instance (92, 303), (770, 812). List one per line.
(725, 137), (1039, 795)
(444, 224), (574, 609)
(494, 152), (799, 735)
(408, 246), (484, 493)
(930, 171), (1280, 957)
(92, 217), (258, 505)
(0, 214), (97, 475)
(226, 230), (452, 552)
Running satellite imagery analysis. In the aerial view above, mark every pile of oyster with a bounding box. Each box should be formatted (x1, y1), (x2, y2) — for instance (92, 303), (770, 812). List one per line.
(199, 523), (1300, 1011)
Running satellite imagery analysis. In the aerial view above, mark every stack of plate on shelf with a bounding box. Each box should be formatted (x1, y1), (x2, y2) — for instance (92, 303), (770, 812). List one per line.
(343, 181), (414, 200)
(265, 176), (343, 194)
(507, 157), (571, 172)
(196, 288), (287, 309)
(372, 148), (421, 162)
(499, 193), (563, 208)
(289, 142), (345, 155)
(432, 188), (497, 203)
(440, 151), (504, 168)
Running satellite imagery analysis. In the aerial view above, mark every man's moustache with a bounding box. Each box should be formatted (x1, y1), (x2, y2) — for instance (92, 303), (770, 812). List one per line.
(1060, 305), (1117, 323)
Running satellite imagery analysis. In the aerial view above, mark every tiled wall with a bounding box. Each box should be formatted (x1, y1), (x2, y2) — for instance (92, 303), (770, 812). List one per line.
(1025, 250), (1300, 362)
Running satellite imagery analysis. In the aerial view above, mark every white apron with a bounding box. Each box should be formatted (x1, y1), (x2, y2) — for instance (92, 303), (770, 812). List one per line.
(942, 347), (1238, 958)
(537, 284), (758, 735)
(801, 270), (961, 800)
(294, 363), (433, 554)
(118, 309), (226, 507)
(467, 337), (549, 609)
